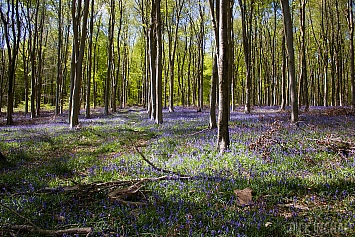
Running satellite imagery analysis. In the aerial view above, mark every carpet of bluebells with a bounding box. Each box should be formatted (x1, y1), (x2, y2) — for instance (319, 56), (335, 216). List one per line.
(0, 106), (354, 236)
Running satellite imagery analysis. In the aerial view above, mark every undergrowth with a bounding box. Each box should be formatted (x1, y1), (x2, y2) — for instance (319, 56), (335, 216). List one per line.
(0, 106), (354, 236)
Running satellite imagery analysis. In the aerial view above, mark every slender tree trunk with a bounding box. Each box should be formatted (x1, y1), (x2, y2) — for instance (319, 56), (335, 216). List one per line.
(85, 0), (94, 118)
(155, 0), (163, 124)
(280, 35), (286, 110)
(208, 0), (219, 129)
(1, 0), (21, 125)
(36, 7), (46, 117)
(70, 0), (90, 128)
(299, 0), (308, 111)
(217, 0), (231, 152)
(105, 0), (115, 115)
(281, 0), (298, 122)
(238, 0), (253, 114)
(149, 1), (157, 120)
(348, 0), (355, 108)
(210, 53), (218, 129)
(197, 1), (205, 112)
(22, 36), (29, 114)
(56, 0), (63, 116)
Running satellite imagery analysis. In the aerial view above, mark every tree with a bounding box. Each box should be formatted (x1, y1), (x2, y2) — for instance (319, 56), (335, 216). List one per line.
(55, 0), (63, 116)
(217, 0), (231, 152)
(148, 0), (163, 124)
(166, 0), (185, 113)
(347, 0), (355, 109)
(298, 0), (309, 111)
(238, 0), (254, 114)
(69, 0), (90, 128)
(208, 0), (219, 129)
(280, 0), (298, 122)
(197, 1), (206, 112)
(155, 0), (163, 124)
(105, 0), (115, 115)
(0, 0), (21, 125)
(85, 0), (95, 118)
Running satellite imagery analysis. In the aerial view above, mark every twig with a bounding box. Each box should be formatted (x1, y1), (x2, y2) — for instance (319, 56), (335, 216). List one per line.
(176, 127), (211, 138)
(134, 146), (190, 177)
(0, 202), (39, 230)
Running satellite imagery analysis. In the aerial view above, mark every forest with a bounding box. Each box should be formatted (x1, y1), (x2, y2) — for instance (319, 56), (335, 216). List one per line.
(0, 0), (355, 236)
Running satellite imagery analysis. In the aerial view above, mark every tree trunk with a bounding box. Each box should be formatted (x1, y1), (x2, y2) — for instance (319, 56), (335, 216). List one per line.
(217, 0), (231, 152)
(299, 0), (308, 111)
(280, 35), (286, 110)
(348, 0), (355, 108)
(208, 0), (219, 129)
(0, 0), (21, 125)
(70, 0), (90, 128)
(56, 0), (63, 116)
(155, 0), (163, 124)
(105, 0), (115, 115)
(210, 53), (218, 129)
(238, 0), (253, 114)
(281, 0), (298, 122)
(149, 0), (157, 120)
(85, 0), (94, 118)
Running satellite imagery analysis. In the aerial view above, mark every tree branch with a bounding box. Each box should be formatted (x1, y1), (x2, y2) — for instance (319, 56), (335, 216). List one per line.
(0, 202), (92, 236)
(134, 146), (190, 177)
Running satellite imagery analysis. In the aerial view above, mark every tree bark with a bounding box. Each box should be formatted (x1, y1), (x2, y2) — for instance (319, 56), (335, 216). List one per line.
(155, 0), (163, 124)
(56, 0), (63, 116)
(299, 0), (308, 111)
(149, 0), (157, 120)
(280, 0), (298, 122)
(347, 0), (355, 108)
(217, 0), (231, 152)
(238, 0), (253, 114)
(85, 0), (94, 118)
(105, 0), (115, 115)
(208, 0), (219, 129)
(70, 0), (90, 128)
(0, 0), (21, 125)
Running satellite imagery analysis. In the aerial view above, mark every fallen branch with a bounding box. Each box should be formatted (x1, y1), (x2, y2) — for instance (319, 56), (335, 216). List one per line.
(134, 146), (190, 177)
(2, 225), (92, 236)
(0, 202), (92, 236)
(177, 127), (211, 138)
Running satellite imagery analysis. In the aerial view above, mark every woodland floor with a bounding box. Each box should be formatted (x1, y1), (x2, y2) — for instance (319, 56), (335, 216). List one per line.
(0, 106), (354, 236)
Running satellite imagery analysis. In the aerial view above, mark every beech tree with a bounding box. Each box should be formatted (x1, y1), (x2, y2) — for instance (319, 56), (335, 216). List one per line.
(238, 0), (254, 114)
(148, 0), (163, 124)
(105, 0), (115, 115)
(69, 0), (90, 128)
(208, 0), (219, 129)
(1, 0), (355, 129)
(0, 0), (21, 125)
(85, 0), (95, 118)
(166, 0), (185, 113)
(280, 0), (298, 122)
(217, 0), (231, 152)
(347, 0), (355, 109)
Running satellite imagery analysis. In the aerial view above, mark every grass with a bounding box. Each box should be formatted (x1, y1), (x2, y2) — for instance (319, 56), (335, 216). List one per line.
(0, 106), (354, 236)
